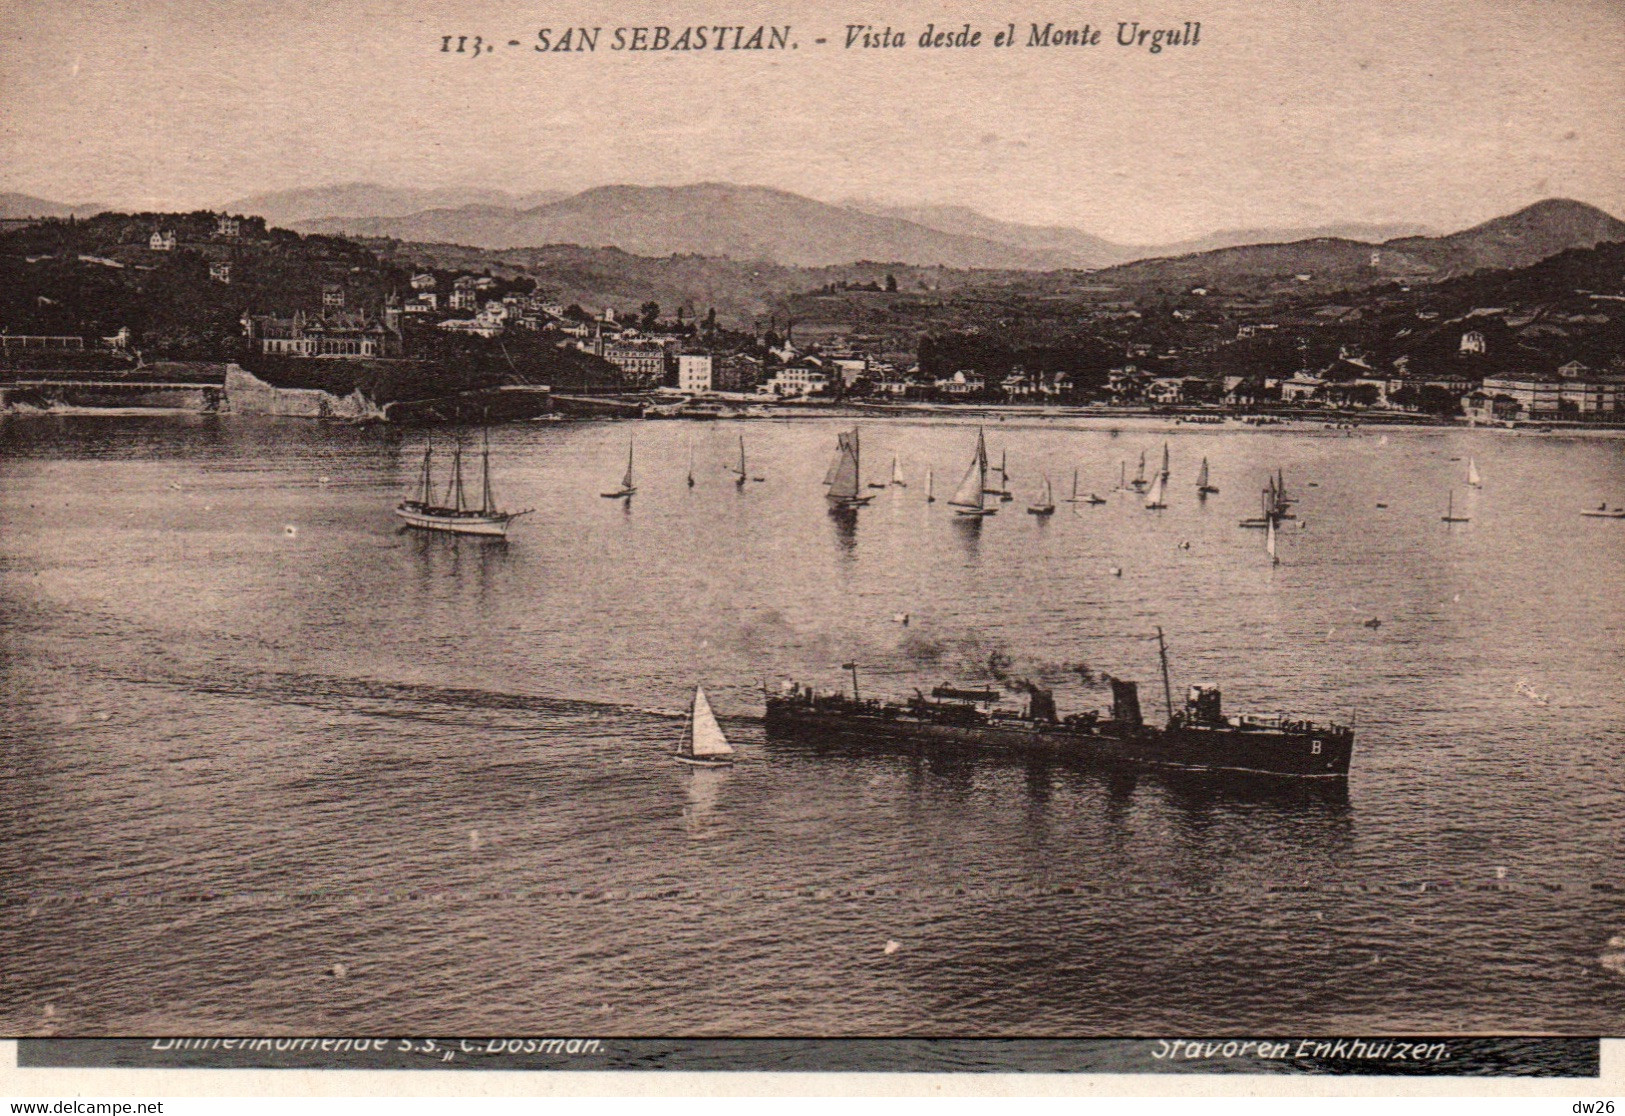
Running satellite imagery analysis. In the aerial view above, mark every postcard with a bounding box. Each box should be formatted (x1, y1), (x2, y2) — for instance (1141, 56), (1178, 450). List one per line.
(1, 0), (1622, 1100)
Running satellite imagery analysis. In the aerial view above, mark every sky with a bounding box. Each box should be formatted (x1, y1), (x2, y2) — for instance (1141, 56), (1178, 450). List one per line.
(1, 0), (1621, 242)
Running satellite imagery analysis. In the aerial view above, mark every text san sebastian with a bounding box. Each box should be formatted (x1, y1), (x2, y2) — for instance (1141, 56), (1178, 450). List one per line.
(535, 25), (793, 52)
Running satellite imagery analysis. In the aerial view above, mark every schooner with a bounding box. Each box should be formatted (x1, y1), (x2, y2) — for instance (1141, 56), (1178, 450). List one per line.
(396, 429), (532, 538)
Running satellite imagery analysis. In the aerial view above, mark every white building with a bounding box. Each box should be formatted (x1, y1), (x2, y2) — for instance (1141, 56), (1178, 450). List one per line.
(677, 353), (714, 394)
(149, 230), (176, 251)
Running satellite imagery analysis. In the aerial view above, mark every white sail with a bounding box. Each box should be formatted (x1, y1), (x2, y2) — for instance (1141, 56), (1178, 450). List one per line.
(1037, 475), (1054, 506)
(827, 428), (861, 501)
(622, 441), (635, 489)
(1468, 458), (1482, 487)
(891, 454), (905, 486)
(949, 430), (988, 509)
(1160, 442), (1170, 482)
(1266, 516), (1278, 563)
(1197, 458), (1209, 489)
(687, 686), (734, 756)
(1144, 471), (1166, 508)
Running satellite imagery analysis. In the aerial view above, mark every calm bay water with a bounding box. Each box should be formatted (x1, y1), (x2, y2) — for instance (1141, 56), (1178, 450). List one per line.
(2, 413), (1624, 1037)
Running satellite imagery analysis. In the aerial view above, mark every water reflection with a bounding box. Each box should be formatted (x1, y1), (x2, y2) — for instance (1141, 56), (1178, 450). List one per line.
(682, 765), (729, 837)
(828, 505), (858, 558)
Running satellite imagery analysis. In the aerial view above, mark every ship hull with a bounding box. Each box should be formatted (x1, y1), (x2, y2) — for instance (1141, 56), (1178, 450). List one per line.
(763, 699), (1352, 781)
(395, 504), (516, 537)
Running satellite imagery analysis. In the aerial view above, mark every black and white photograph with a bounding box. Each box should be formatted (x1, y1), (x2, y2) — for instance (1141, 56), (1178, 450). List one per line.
(0, 0), (1622, 1094)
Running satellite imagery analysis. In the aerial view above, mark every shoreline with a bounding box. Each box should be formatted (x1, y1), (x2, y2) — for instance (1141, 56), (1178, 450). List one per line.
(8, 402), (1625, 437)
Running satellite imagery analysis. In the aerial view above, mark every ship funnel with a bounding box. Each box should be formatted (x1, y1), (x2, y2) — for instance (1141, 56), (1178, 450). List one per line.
(1188, 684), (1223, 723)
(1110, 679), (1142, 726)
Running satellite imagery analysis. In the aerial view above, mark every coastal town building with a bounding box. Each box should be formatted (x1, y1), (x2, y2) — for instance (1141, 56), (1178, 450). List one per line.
(214, 215), (240, 238)
(933, 370), (985, 397)
(763, 361), (831, 397)
(677, 353), (714, 394)
(149, 230), (176, 251)
(410, 273), (437, 291)
(600, 342), (669, 387)
(243, 309), (401, 358)
(209, 262), (231, 284)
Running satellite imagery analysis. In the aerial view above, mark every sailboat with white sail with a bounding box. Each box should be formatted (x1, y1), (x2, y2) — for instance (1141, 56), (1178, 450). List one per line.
(1467, 458), (1482, 488)
(1143, 469), (1167, 509)
(396, 428), (533, 537)
(600, 439), (637, 498)
(891, 454), (907, 487)
(949, 428), (998, 517)
(1131, 451), (1149, 492)
(1266, 515), (1279, 564)
(1160, 442), (1171, 484)
(675, 685), (735, 767)
(1197, 457), (1219, 495)
(825, 427), (875, 510)
(1028, 474), (1056, 516)
(730, 435), (748, 487)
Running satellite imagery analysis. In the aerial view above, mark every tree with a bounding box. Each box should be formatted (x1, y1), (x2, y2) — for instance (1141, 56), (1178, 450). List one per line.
(885, 273), (898, 292)
(639, 301), (660, 328)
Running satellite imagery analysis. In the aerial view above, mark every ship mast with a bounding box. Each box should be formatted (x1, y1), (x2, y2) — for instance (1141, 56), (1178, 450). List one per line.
(1155, 626), (1175, 723)
(416, 435), (435, 505)
(479, 426), (494, 514)
(444, 432), (467, 512)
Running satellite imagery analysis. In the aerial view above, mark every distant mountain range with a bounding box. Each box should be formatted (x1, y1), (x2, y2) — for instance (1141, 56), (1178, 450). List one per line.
(1087, 198), (1625, 291)
(0, 192), (105, 220)
(223, 184), (571, 227)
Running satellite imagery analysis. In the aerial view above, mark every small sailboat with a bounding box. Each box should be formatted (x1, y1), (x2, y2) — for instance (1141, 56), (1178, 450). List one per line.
(1266, 515), (1279, 565)
(1275, 468), (1295, 506)
(1467, 458), (1482, 488)
(1065, 469), (1082, 503)
(1027, 474), (1055, 516)
(675, 686), (735, 767)
(686, 437), (696, 488)
(891, 453), (907, 487)
(1131, 452), (1148, 493)
(1160, 442), (1171, 484)
(1197, 457), (1219, 495)
(826, 427), (875, 510)
(1116, 461), (1127, 492)
(1442, 490), (1470, 523)
(600, 439), (637, 498)
(949, 428), (998, 517)
(925, 467), (935, 503)
(396, 428), (533, 537)
(1143, 470), (1167, 510)
(985, 449), (1014, 501)
(1581, 502), (1625, 518)
(730, 435), (748, 488)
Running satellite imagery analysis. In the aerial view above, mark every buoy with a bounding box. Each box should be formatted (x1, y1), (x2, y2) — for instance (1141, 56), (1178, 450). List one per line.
(892, 612), (910, 625)
(284, 525), (298, 537)
(1109, 567), (1122, 577)
(328, 963), (347, 979)
(1363, 618), (1381, 629)
(883, 940), (901, 955)
(319, 476), (330, 485)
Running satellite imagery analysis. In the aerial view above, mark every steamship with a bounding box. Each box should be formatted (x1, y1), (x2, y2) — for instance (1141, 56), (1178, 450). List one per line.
(763, 630), (1354, 781)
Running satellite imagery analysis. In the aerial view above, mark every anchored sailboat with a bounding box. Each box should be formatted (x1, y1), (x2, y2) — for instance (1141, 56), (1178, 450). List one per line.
(925, 467), (935, 503)
(686, 437), (696, 488)
(1028, 474), (1056, 516)
(1467, 458), (1482, 488)
(1266, 515), (1279, 564)
(1131, 451), (1148, 492)
(675, 686), (735, 767)
(731, 435), (748, 488)
(984, 448), (1014, 501)
(1143, 469), (1167, 509)
(1160, 442), (1170, 484)
(826, 427), (875, 510)
(949, 428), (998, 517)
(396, 429), (533, 537)
(1197, 457), (1219, 495)
(601, 439), (636, 498)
